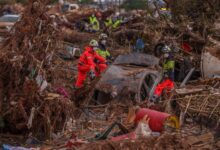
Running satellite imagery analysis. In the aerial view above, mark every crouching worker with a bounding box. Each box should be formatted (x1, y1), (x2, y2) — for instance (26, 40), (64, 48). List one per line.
(151, 45), (175, 103)
(75, 40), (107, 89)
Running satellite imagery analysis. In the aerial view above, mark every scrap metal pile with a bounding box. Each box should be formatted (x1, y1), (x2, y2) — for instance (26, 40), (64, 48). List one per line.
(0, 0), (74, 138)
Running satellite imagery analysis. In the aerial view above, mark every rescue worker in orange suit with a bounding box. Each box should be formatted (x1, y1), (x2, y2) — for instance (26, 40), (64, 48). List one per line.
(151, 45), (175, 103)
(75, 40), (107, 89)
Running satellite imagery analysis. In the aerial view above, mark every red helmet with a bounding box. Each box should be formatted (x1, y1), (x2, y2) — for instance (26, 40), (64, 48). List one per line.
(96, 12), (102, 18)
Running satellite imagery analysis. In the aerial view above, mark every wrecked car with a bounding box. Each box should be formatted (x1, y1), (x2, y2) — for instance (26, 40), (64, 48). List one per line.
(94, 53), (162, 103)
(0, 14), (20, 37)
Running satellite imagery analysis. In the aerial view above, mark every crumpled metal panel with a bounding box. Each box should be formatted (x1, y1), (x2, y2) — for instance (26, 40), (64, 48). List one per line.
(95, 53), (160, 97)
(113, 52), (159, 67)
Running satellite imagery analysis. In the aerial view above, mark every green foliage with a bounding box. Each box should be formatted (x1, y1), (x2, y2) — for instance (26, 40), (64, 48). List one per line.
(0, 0), (59, 5)
(16, 0), (27, 4)
(122, 0), (147, 10)
(50, 0), (59, 4)
(0, 0), (28, 5)
(79, 0), (93, 4)
(0, 0), (15, 5)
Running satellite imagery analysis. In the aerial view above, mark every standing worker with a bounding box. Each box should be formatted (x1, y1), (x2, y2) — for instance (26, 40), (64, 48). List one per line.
(112, 12), (122, 29)
(96, 33), (113, 63)
(75, 40), (107, 89)
(104, 17), (113, 28)
(133, 37), (145, 53)
(151, 45), (175, 102)
(112, 18), (122, 29)
(89, 13), (100, 32)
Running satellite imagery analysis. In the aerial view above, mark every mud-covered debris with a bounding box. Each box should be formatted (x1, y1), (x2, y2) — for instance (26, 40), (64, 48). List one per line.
(0, 0), (74, 139)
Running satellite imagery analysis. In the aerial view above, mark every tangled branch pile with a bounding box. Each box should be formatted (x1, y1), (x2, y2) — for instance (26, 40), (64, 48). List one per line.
(170, 0), (220, 49)
(177, 93), (220, 120)
(0, 0), (74, 139)
(171, 0), (220, 22)
(174, 79), (220, 125)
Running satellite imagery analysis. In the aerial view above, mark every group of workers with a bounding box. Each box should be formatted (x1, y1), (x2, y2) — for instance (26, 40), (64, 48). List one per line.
(74, 1), (175, 103)
(88, 12), (123, 32)
(75, 33), (175, 104)
(74, 12), (124, 88)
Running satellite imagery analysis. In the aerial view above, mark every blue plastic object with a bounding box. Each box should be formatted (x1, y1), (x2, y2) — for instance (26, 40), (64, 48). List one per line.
(134, 38), (145, 52)
(3, 144), (30, 150)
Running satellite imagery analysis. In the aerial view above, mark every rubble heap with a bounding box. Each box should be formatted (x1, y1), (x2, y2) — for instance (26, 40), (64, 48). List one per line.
(0, 0), (74, 139)
(171, 0), (220, 22)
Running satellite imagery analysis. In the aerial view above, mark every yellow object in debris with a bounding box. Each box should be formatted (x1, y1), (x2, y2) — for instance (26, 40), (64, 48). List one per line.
(127, 106), (139, 124)
(164, 116), (180, 130)
(160, 7), (168, 11)
(45, 93), (60, 100)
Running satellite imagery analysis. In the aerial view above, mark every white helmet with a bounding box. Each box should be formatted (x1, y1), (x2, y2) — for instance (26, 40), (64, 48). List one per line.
(99, 33), (108, 40)
(115, 12), (120, 16)
(89, 39), (98, 47)
(161, 45), (171, 53)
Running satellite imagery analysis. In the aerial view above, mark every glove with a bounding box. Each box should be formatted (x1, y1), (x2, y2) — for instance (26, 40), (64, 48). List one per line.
(106, 61), (111, 65)
(107, 56), (114, 61)
(89, 70), (96, 80)
(94, 58), (100, 64)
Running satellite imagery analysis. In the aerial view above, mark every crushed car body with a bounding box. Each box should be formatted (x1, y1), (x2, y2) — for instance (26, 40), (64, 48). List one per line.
(94, 53), (162, 103)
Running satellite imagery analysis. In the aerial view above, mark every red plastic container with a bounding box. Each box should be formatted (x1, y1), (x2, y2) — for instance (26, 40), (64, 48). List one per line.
(134, 108), (171, 132)
(111, 132), (136, 141)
